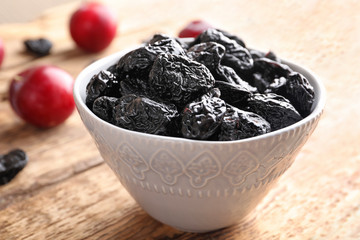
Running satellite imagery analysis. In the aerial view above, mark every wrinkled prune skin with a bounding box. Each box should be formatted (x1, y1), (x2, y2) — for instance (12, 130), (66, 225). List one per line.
(181, 96), (226, 140)
(113, 94), (178, 135)
(151, 38), (186, 56)
(106, 64), (120, 79)
(116, 38), (186, 78)
(148, 33), (189, 50)
(212, 65), (243, 85)
(245, 57), (292, 92)
(92, 96), (120, 123)
(215, 29), (246, 47)
(214, 65), (258, 92)
(116, 38), (186, 96)
(187, 42), (226, 71)
(116, 47), (155, 78)
(186, 42), (255, 91)
(219, 105), (271, 141)
(246, 93), (303, 131)
(249, 49), (280, 62)
(149, 53), (215, 107)
(119, 75), (151, 97)
(215, 80), (254, 109)
(192, 29), (253, 71)
(0, 149), (28, 185)
(86, 70), (119, 108)
(201, 88), (221, 99)
(147, 33), (172, 45)
(24, 38), (52, 56)
(267, 72), (315, 117)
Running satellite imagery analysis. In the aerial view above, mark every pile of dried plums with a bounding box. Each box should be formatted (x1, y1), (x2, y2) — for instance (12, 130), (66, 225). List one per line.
(85, 28), (315, 141)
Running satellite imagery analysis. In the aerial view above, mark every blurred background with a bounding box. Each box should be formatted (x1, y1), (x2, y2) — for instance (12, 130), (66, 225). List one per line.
(0, 0), (79, 23)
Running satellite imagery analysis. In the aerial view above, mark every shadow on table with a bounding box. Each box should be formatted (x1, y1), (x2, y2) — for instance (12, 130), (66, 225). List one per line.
(96, 203), (258, 240)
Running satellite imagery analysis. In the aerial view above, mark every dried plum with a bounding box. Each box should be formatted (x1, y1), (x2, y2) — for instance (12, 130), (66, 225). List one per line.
(85, 70), (119, 108)
(219, 105), (271, 141)
(0, 149), (28, 185)
(221, 46), (253, 72)
(215, 80), (254, 108)
(186, 42), (254, 90)
(201, 88), (221, 99)
(187, 42), (226, 71)
(116, 38), (186, 79)
(115, 47), (156, 79)
(106, 64), (119, 79)
(24, 38), (52, 56)
(113, 94), (178, 135)
(267, 72), (315, 117)
(181, 96), (226, 140)
(148, 33), (189, 50)
(249, 49), (280, 62)
(190, 28), (234, 49)
(149, 53), (215, 106)
(246, 93), (303, 130)
(192, 29), (253, 71)
(92, 96), (120, 123)
(150, 38), (186, 56)
(215, 29), (246, 47)
(212, 65), (242, 85)
(147, 33), (172, 45)
(119, 75), (151, 97)
(245, 57), (292, 92)
(213, 65), (258, 92)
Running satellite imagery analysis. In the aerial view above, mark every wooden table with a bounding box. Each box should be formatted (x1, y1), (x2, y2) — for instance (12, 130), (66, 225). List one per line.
(1, 1), (359, 239)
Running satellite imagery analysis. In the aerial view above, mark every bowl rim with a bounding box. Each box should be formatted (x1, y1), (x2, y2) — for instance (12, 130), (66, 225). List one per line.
(73, 46), (326, 145)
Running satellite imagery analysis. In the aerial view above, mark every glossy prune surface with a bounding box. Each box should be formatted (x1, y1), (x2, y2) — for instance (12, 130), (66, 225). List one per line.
(192, 29), (253, 71)
(149, 53), (215, 107)
(219, 105), (271, 141)
(113, 94), (178, 135)
(246, 93), (303, 131)
(187, 42), (225, 71)
(85, 70), (119, 108)
(214, 80), (253, 109)
(116, 38), (186, 78)
(267, 72), (315, 117)
(181, 95), (226, 140)
(92, 96), (120, 123)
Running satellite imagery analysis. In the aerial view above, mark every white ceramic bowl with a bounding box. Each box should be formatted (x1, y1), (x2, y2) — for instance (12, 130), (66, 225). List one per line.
(73, 47), (326, 232)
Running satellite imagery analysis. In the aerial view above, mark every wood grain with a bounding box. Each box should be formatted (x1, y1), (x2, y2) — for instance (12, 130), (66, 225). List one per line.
(0, 0), (359, 239)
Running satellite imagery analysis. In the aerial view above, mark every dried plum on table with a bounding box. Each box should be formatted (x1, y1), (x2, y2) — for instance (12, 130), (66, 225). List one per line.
(0, 149), (28, 185)
(24, 38), (52, 56)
